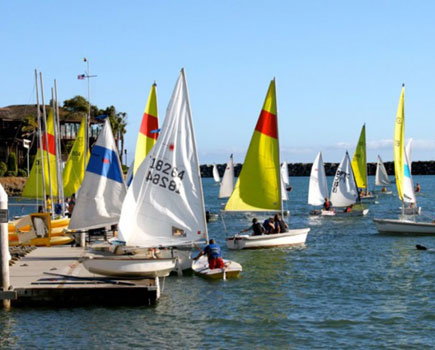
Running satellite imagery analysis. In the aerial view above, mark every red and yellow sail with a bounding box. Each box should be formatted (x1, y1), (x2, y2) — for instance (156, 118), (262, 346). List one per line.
(225, 79), (281, 211)
(133, 83), (158, 175)
(22, 109), (58, 198)
(63, 116), (89, 197)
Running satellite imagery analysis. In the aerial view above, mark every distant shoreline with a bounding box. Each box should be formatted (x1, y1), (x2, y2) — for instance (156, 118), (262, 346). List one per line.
(2, 160), (434, 196)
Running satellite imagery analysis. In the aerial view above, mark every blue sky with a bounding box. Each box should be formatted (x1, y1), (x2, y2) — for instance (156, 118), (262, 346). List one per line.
(2, 1), (435, 164)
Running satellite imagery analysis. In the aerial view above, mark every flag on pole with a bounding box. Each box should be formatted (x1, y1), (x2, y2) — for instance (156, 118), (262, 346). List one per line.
(77, 74), (85, 80)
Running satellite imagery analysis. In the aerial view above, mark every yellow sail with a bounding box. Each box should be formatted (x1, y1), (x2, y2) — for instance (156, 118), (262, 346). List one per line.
(133, 83), (158, 175)
(63, 116), (89, 197)
(224, 80), (281, 211)
(351, 124), (367, 189)
(394, 84), (405, 201)
(22, 110), (58, 199)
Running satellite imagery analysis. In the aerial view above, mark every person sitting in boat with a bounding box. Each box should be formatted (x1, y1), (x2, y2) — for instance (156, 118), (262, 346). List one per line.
(240, 218), (265, 236)
(344, 204), (353, 213)
(273, 214), (288, 233)
(381, 187), (387, 192)
(193, 239), (225, 269)
(323, 197), (332, 211)
(263, 217), (275, 234)
(415, 183), (421, 193)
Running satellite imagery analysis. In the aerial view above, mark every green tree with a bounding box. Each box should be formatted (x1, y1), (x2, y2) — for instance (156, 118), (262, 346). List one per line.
(21, 113), (38, 147)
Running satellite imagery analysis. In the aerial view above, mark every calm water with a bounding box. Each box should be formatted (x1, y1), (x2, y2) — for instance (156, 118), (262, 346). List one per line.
(1, 176), (434, 349)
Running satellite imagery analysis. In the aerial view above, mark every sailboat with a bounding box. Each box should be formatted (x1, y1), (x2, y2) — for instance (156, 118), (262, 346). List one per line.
(351, 124), (375, 202)
(308, 152), (330, 215)
(83, 69), (237, 276)
(68, 119), (127, 231)
(373, 84), (433, 234)
(328, 151), (369, 216)
(212, 164), (221, 184)
(374, 155), (392, 194)
(281, 161), (291, 201)
(224, 79), (310, 249)
(218, 154), (235, 199)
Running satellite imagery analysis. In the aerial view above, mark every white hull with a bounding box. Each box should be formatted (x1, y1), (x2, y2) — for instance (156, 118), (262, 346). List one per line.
(192, 256), (242, 279)
(373, 218), (435, 235)
(399, 206), (422, 215)
(226, 228), (310, 250)
(82, 255), (176, 277)
(360, 195), (376, 203)
(310, 209), (369, 217)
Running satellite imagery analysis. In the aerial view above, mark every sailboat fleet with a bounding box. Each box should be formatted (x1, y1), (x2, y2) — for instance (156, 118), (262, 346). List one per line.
(7, 70), (435, 285)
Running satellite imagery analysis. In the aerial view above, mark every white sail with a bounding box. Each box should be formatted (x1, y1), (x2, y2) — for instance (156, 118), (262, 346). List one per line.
(330, 151), (358, 207)
(218, 154), (235, 199)
(280, 162), (289, 201)
(212, 164), (220, 183)
(69, 119), (127, 230)
(118, 69), (207, 248)
(308, 152), (329, 206)
(405, 138), (413, 173)
(403, 148), (416, 204)
(375, 155), (391, 186)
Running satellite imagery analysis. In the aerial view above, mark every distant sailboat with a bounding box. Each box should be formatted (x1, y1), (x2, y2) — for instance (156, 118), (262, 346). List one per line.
(280, 161), (290, 201)
(212, 164), (221, 184)
(218, 154), (235, 199)
(374, 155), (391, 194)
(329, 151), (369, 216)
(68, 119), (127, 230)
(373, 84), (432, 234)
(351, 124), (375, 201)
(224, 79), (310, 249)
(308, 152), (330, 214)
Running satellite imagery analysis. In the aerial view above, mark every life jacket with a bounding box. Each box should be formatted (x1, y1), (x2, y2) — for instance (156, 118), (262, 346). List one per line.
(205, 244), (222, 259)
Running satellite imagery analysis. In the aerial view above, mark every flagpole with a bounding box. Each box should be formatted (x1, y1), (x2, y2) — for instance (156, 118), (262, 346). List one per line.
(84, 57), (90, 174)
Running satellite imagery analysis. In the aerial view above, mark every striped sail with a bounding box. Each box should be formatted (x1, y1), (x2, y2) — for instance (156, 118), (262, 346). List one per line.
(133, 83), (158, 175)
(224, 80), (281, 212)
(68, 119), (127, 230)
(22, 109), (58, 198)
(351, 124), (367, 190)
(63, 116), (89, 197)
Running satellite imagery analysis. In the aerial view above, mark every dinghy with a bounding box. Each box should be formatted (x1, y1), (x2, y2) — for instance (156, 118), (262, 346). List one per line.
(224, 79), (309, 249)
(374, 155), (392, 194)
(351, 124), (375, 202)
(218, 154), (235, 199)
(373, 85), (429, 234)
(311, 151), (368, 217)
(192, 256), (242, 280)
(212, 164), (221, 184)
(308, 152), (330, 216)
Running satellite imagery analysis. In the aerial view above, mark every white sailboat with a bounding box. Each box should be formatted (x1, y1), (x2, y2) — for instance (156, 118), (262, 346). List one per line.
(218, 154), (235, 199)
(328, 151), (369, 216)
(212, 164), (221, 184)
(374, 155), (392, 194)
(83, 69), (239, 276)
(280, 161), (290, 201)
(373, 84), (433, 234)
(308, 152), (331, 215)
(68, 119), (127, 231)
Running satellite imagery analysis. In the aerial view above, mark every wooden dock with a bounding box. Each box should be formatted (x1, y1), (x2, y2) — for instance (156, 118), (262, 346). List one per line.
(1, 246), (160, 307)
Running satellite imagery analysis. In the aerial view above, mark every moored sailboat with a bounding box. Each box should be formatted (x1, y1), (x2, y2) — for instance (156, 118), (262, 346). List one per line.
(224, 79), (310, 249)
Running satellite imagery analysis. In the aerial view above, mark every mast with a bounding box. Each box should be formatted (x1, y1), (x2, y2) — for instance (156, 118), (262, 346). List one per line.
(40, 72), (54, 218)
(35, 69), (47, 210)
(54, 80), (65, 216)
(181, 68), (208, 243)
(273, 77), (284, 218)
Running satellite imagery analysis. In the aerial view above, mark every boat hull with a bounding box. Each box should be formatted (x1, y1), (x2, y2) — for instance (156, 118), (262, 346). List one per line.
(192, 256), (242, 279)
(82, 256), (176, 277)
(310, 209), (369, 217)
(226, 228), (310, 250)
(373, 218), (435, 235)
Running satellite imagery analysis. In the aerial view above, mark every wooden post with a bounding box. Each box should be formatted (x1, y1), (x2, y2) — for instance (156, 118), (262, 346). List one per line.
(0, 184), (11, 309)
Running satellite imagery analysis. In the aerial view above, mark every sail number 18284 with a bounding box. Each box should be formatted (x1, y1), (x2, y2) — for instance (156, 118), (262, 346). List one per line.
(146, 158), (185, 194)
